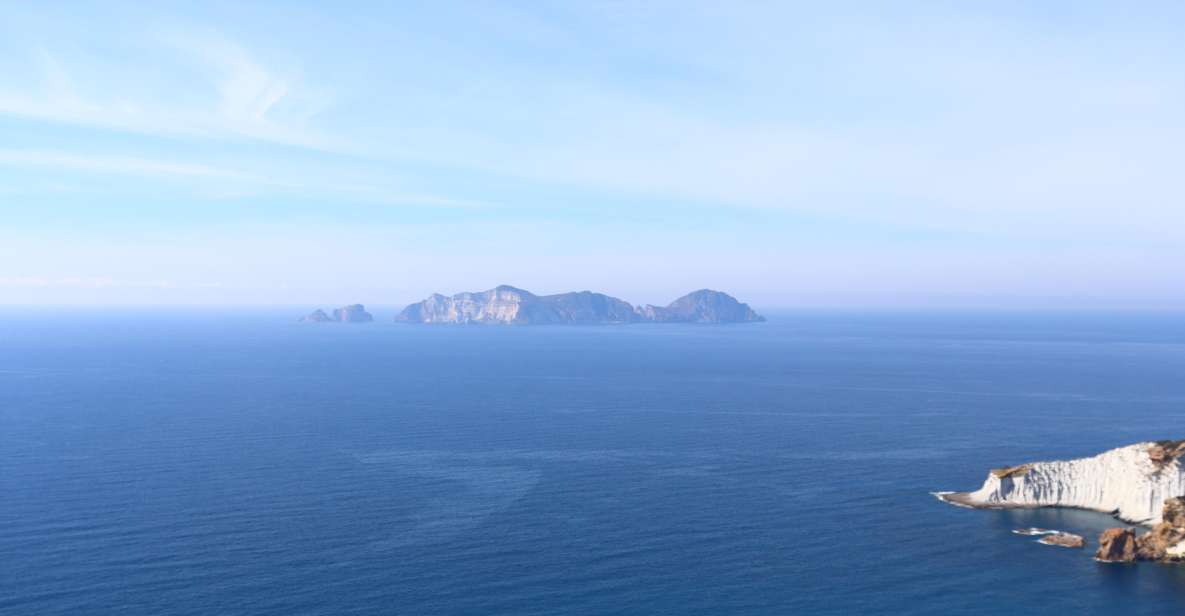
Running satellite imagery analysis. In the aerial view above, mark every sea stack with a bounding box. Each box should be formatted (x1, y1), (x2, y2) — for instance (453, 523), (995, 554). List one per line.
(1095, 529), (1138, 562)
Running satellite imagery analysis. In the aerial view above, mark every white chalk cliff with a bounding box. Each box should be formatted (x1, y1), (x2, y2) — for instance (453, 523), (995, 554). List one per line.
(939, 441), (1185, 525)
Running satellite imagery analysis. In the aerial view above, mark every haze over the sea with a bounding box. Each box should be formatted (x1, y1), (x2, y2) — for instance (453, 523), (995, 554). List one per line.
(1, 2), (1183, 309)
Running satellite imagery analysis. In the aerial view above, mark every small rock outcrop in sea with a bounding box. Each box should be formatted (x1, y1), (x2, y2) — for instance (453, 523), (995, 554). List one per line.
(937, 441), (1185, 524)
(1037, 533), (1085, 549)
(1134, 497), (1185, 560)
(1096, 528), (1139, 562)
(396, 285), (764, 325)
(301, 304), (374, 323)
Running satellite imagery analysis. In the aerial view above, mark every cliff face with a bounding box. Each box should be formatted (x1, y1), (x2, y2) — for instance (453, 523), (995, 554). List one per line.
(939, 442), (1185, 525)
(396, 286), (763, 325)
(396, 286), (570, 325)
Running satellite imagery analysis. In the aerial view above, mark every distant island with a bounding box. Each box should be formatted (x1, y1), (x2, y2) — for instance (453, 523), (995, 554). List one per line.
(300, 304), (374, 323)
(394, 286), (764, 325)
(302, 286), (764, 325)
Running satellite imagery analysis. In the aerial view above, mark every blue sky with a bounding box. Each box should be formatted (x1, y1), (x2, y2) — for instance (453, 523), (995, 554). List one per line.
(2, 1), (1183, 308)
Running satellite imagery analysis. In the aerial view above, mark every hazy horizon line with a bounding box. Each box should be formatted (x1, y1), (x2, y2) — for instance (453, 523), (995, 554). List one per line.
(3, 302), (1185, 314)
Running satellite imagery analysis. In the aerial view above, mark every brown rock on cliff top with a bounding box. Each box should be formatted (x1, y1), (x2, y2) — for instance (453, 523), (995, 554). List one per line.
(989, 464), (1031, 479)
(1148, 440), (1185, 465)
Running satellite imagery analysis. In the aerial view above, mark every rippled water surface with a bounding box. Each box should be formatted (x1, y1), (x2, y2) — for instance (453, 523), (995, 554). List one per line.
(3, 309), (1185, 614)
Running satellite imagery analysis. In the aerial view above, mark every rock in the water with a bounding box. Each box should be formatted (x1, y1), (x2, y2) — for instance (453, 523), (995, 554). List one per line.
(396, 285), (764, 325)
(1096, 528), (1138, 562)
(300, 309), (333, 323)
(333, 304), (374, 323)
(1037, 533), (1085, 548)
(1134, 497), (1185, 561)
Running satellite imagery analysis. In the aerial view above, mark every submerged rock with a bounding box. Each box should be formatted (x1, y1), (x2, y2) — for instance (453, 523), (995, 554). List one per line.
(1012, 528), (1057, 536)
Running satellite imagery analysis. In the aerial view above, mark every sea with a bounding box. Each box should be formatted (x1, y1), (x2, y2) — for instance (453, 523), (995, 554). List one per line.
(3, 309), (1185, 615)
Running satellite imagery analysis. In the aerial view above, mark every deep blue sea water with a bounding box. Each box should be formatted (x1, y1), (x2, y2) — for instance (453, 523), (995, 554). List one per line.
(3, 309), (1185, 615)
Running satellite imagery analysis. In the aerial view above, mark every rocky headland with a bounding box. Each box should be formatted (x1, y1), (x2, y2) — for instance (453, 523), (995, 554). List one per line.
(301, 304), (374, 323)
(938, 440), (1185, 563)
(1091, 498), (1185, 563)
(395, 285), (764, 325)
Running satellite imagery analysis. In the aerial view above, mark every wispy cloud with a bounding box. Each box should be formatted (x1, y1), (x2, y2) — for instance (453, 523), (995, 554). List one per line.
(0, 147), (487, 209)
(0, 276), (179, 289)
(0, 148), (247, 179)
(2, 3), (1184, 307)
(0, 33), (338, 151)
(0, 28), (494, 209)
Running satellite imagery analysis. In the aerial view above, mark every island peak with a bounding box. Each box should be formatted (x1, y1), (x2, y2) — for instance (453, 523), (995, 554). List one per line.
(395, 286), (764, 325)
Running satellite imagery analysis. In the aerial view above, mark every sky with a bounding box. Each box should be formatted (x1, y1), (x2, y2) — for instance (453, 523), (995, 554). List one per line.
(1, 1), (1184, 309)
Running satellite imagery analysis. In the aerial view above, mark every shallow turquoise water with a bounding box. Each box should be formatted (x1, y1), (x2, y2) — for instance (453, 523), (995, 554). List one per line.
(2, 309), (1185, 614)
